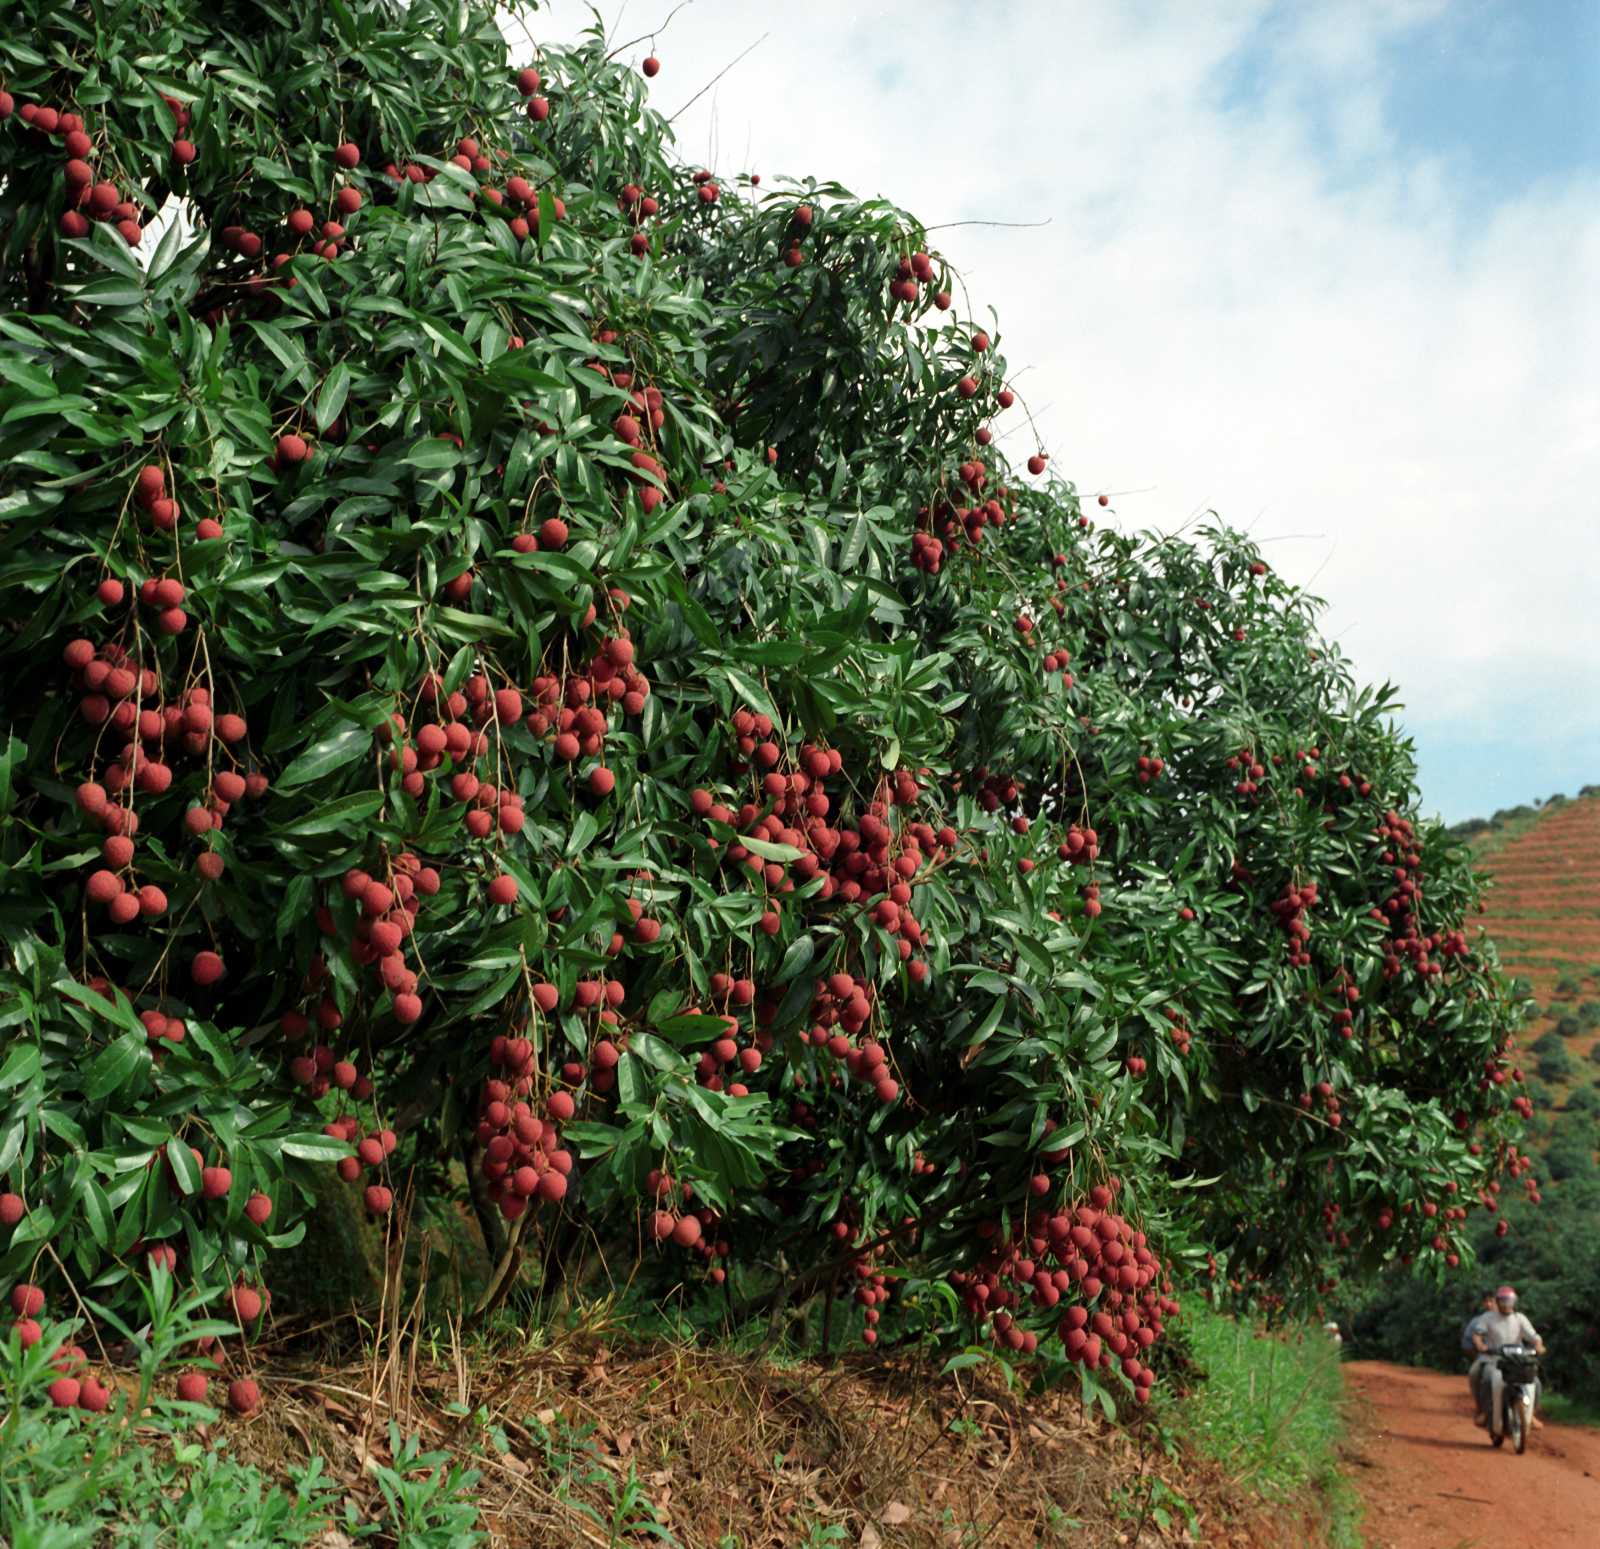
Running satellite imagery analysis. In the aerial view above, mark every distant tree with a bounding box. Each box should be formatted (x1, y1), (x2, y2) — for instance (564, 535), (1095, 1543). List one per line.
(1537, 1048), (1576, 1084)
(1491, 805), (1536, 825)
(1543, 1135), (1598, 1182)
(1563, 1084), (1600, 1116)
(1344, 1178), (1600, 1397)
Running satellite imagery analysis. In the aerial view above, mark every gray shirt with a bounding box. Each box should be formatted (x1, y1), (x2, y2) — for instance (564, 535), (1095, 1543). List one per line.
(1461, 1310), (1493, 1352)
(1474, 1310), (1539, 1351)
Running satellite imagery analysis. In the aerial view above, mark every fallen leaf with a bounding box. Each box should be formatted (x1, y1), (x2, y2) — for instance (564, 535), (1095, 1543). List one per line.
(860, 1526), (882, 1549)
(880, 1501), (912, 1526)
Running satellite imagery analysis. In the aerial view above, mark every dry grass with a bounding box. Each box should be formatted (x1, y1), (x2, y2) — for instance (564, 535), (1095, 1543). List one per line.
(221, 1151), (1340, 1547)
(221, 1309), (1319, 1549)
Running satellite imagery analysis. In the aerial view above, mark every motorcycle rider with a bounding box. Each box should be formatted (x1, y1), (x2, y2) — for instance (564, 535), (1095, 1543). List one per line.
(1470, 1285), (1545, 1431)
(1462, 1289), (1497, 1421)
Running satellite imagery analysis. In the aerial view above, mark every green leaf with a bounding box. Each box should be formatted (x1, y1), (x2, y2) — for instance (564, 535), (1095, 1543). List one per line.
(276, 722), (372, 789)
(315, 362), (353, 433)
(457, 966), (523, 1020)
(0, 732), (23, 817)
(278, 1133), (351, 1162)
(73, 276), (145, 308)
(775, 934), (816, 985)
(537, 187), (556, 255)
(403, 437), (463, 470)
(0, 1041), (40, 1091)
(565, 810), (598, 858)
(970, 996), (1008, 1048)
(165, 1138), (201, 1195)
(56, 978), (143, 1037)
(80, 1178), (113, 1248)
(720, 667), (781, 729)
(83, 1030), (147, 1102)
(740, 836), (804, 863)
(626, 1033), (681, 1073)
(278, 790), (386, 836)
(840, 511), (869, 569)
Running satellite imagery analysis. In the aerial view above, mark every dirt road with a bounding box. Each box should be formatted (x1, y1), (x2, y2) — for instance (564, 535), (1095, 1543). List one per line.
(1341, 1360), (1600, 1549)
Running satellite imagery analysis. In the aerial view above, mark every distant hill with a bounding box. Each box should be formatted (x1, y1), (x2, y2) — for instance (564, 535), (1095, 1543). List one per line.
(1465, 789), (1600, 1177)
(1449, 784), (1600, 854)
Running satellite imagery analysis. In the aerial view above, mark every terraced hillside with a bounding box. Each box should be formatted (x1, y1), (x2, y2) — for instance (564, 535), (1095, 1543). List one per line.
(1471, 793), (1600, 1134)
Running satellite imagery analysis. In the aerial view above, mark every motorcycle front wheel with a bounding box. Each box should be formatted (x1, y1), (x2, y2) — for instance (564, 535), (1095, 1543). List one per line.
(1511, 1395), (1527, 1454)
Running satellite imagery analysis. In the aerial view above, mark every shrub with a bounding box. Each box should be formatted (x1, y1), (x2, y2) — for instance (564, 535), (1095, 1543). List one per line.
(0, 0), (1527, 1396)
(1536, 1049), (1575, 1084)
(1562, 1084), (1600, 1116)
(1489, 806), (1536, 826)
(1554, 1013), (1582, 1039)
(1530, 1030), (1566, 1057)
(1554, 974), (1582, 998)
(1542, 1137), (1597, 1183)
(1576, 1001), (1600, 1030)
(1346, 1176), (1600, 1399)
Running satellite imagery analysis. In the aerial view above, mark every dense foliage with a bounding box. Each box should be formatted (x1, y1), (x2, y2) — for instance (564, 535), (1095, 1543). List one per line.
(0, 0), (1531, 1412)
(1346, 1173), (1599, 1399)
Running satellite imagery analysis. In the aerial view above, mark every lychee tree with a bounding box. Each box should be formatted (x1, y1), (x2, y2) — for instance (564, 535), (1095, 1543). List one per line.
(0, 1), (1530, 1409)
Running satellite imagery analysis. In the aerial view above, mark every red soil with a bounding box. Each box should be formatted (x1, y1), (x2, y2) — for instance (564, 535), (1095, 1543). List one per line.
(1474, 796), (1600, 1007)
(1343, 1361), (1600, 1549)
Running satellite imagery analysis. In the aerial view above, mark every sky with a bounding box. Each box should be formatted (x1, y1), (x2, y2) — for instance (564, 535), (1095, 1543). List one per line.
(520, 0), (1599, 825)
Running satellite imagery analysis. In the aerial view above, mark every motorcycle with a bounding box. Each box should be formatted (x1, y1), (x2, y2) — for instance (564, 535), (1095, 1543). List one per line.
(1485, 1343), (1539, 1454)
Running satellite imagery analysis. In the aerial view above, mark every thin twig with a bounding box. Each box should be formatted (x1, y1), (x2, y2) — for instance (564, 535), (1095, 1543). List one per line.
(668, 34), (770, 124)
(604, 0), (695, 60)
(924, 217), (1054, 232)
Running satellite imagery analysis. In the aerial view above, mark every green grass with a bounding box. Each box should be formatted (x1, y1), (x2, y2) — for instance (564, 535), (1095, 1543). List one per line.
(1176, 1306), (1363, 1549)
(1466, 809), (1548, 860)
(1542, 1392), (1600, 1429)
(1, 1275), (488, 1549)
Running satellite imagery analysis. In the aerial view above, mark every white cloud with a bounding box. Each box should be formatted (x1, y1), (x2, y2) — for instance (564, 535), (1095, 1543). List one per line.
(520, 0), (1599, 799)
